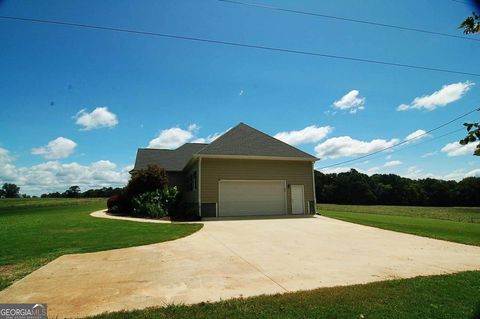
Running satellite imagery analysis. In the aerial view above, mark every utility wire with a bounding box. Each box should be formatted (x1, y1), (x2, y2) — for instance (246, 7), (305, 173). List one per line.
(317, 107), (480, 170)
(219, 0), (480, 43)
(321, 127), (465, 171)
(451, 0), (473, 5)
(1, 15), (480, 77)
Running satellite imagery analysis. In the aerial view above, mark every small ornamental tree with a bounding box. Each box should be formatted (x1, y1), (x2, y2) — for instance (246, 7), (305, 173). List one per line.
(108, 165), (171, 215)
(124, 165), (169, 199)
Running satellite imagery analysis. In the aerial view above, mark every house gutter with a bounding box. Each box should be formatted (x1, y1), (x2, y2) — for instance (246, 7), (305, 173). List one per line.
(312, 162), (317, 214)
(198, 157), (202, 217)
(192, 154), (318, 161)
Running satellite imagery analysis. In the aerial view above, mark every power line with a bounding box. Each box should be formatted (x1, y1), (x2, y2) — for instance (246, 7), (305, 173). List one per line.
(219, 0), (480, 43)
(451, 0), (473, 5)
(1, 15), (480, 77)
(317, 107), (480, 170)
(323, 127), (465, 170)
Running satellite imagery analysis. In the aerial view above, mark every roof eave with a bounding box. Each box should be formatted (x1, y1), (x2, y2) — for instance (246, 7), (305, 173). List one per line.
(193, 154), (318, 161)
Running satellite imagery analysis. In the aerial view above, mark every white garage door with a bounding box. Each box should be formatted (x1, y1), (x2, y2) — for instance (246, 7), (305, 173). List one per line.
(218, 180), (286, 217)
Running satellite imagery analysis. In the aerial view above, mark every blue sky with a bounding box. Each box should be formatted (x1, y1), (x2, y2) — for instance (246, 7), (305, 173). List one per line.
(0, 0), (479, 194)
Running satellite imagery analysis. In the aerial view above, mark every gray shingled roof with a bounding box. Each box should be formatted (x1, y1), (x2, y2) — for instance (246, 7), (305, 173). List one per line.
(133, 143), (207, 171)
(133, 123), (317, 172)
(197, 123), (317, 160)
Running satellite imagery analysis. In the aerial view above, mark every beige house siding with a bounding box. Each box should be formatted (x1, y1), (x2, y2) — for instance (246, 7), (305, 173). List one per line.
(201, 158), (314, 214)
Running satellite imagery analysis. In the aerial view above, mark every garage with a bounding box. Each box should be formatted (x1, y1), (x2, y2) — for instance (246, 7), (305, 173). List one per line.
(218, 180), (286, 216)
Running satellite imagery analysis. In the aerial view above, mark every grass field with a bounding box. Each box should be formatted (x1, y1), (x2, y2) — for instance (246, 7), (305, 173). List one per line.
(319, 204), (480, 246)
(0, 198), (202, 291)
(90, 271), (480, 319)
(319, 203), (480, 223)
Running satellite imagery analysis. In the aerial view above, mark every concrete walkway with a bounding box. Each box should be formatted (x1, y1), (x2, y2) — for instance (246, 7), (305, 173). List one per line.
(0, 215), (479, 318)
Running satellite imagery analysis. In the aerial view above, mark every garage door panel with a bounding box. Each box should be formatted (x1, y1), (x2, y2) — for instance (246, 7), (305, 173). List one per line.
(219, 180), (286, 216)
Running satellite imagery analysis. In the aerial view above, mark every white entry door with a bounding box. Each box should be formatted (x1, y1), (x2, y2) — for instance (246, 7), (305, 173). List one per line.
(218, 180), (286, 217)
(291, 185), (304, 214)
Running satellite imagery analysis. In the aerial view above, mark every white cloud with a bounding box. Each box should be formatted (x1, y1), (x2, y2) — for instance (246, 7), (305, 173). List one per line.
(384, 160), (402, 167)
(148, 126), (195, 149)
(148, 124), (227, 148)
(0, 147), (16, 182)
(421, 151), (438, 158)
(314, 136), (399, 159)
(191, 131), (224, 144)
(443, 168), (480, 180)
(75, 107), (119, 130)
(403, 166), (480, 181)
(404, 129), (428, 143)
(274, 125), (333, 145)
(0, 149), (132, 195)
(397, 104), (410, 111)
(188, 123), (199, 132)
(0, 147), (14, 164)
(441, 141), (477, 157)
(31, 137), (77, 160)
(333, 90), (366, 114)
(317, 166), (355, 174)
(404, 166), (436, 179)
(397, 81), (474, 111)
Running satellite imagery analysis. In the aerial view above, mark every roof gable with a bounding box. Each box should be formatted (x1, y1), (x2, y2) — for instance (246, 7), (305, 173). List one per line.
(196, 123), (317, 160)
(133, 143), (207, 171)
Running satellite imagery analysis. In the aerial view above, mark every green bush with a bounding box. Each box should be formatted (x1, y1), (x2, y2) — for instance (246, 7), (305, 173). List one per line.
(108, 165), (170, 215)
(131, 187), (179, 218)
(132, 191), (166, 218)
(106, 194), (121, 215)
(124, 165), (168, 202)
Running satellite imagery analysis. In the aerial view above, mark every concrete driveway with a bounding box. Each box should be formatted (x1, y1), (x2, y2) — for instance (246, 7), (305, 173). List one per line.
(1, 215), (479, 318)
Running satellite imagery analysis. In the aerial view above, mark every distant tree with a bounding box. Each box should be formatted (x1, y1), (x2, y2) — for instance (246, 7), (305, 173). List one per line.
(64, 185), (81, 198)
(459, 12), (480, 34)
(457, 177), (480, 207)
(1, 183), (20, 198)
(314, 170), (479, 207)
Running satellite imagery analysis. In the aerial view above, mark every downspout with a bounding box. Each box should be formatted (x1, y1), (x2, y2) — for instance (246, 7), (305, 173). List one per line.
(312, 161), (317, 214)
(198, 157), (202, 217)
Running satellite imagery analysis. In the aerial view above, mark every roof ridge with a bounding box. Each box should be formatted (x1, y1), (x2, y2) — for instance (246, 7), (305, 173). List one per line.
(196, 122), (317, 159)
(244, 123), (317, 159)
(194, 124), (239, 154)
(183, 142), (209, 145)
(137, 148), (173, 151)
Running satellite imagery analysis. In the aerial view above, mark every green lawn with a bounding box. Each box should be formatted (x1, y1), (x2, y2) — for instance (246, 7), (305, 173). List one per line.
(0, 198), (202, 291)
(319, 203), (480, 223)
(89, 271), (480, 319)
(318, 204), (480, 246)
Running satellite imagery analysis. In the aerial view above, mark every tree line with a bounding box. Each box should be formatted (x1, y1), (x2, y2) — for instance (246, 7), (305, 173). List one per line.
(40, 186), (123, 198)
(0, 183), (123, 199)
(315, 169), (480, 207)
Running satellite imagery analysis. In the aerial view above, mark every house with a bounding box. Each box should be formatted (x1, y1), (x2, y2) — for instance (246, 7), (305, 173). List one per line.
(132, 123), (318, 218)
